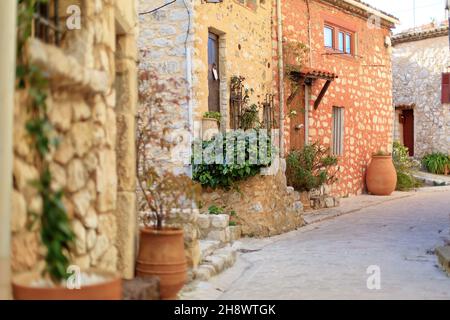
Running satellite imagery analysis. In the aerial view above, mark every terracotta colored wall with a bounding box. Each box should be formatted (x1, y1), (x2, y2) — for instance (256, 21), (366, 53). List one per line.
(277, 0), (394, 197)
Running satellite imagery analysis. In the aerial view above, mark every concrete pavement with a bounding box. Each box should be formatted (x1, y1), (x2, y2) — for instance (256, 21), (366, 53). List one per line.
(182, 187), (450, 300)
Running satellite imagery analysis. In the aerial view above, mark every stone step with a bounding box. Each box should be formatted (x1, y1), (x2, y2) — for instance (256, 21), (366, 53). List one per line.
(199, 239), (222, 261)
(436, 246), (450, 276)
(193, 244), (238, 281)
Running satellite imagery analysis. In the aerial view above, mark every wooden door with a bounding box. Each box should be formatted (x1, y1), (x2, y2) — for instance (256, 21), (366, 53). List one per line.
(208, 32), (220, 113)
(289, 85), (306, 151)
(402, 109), (414, 156)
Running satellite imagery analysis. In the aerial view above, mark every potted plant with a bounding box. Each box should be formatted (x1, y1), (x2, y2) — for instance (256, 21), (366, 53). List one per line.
(135, 169), (200, 300)
(366, 150), (397, 196)
(136, 69), (200, 300)
(202, 111), (221, 140)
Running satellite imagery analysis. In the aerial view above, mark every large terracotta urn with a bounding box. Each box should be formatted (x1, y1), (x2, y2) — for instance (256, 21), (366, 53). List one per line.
(136, 227), (187, 300)
(366, 155), (397, 196)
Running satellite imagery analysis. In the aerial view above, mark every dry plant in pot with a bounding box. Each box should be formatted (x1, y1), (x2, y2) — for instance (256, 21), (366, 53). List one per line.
(136, 69), (201, 300)
(12, 1), (120, 300)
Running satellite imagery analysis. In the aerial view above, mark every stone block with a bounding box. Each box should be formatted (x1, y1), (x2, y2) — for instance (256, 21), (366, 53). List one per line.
(324, 197), (335, 208)
(96, 149), (117, 213)
(207, 230), (227, 243)
(210, 214), (229, 229)
(436, 246), (450, 276)
(11, 190), (27, 232)
(197, 214), (210, 229)
(123, 277), (160, 300)
(229, 226), (242, 242)
(194, 265), (215, 281)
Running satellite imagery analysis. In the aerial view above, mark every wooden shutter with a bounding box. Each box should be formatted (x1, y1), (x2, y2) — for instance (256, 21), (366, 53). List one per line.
(442, 73), (450, 104)
(208, 33), (220, 112)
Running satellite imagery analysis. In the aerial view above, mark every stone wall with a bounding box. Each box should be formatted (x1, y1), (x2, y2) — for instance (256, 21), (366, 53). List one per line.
(277, 0), (395, 197)
(393, 35), (450, 157)
(201, 166), (304, 238)
(11, 0), (138, 279)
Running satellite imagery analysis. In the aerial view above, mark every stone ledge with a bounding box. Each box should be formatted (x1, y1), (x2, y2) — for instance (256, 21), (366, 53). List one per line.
(122, 276), (160, 300)
(26, 39), (109, 94)
(436, 246), (450, 276)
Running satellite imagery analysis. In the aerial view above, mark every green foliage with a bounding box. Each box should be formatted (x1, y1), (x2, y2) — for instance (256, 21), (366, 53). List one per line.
(229, 221), (237, 227)
(34, 167), (75, 281)
(203, 112), (221, 122)
(193, 130), (275, 189)
(286, 143), (338, 192)
(422, 152), (450, 175)
(17, 0), (74, 283)
(240, 104), (260, 130)
(230, 210), (237, 217)
(208, 205), (224, 215)
(392, 142), (421, 191)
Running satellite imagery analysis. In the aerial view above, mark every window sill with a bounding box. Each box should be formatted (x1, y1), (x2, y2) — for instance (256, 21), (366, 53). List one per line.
(324, 48), (357, 62)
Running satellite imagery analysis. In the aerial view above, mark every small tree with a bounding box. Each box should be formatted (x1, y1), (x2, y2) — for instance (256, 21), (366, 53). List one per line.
(286, 143), (339, 192)
(136, 69), (200, 229)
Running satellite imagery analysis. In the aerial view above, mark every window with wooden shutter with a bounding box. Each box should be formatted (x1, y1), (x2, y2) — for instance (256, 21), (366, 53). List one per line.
(332, 107), (345, 156)
(208, 32), (220, 113)
(442, 73), (450, 104)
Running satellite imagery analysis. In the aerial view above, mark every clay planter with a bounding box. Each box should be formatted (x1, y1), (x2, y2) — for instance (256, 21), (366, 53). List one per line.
(202, 118), (219, 140)
(366, 155), (397, 196)
(12, 270), (122, 300)
(136, 227), (187, 300)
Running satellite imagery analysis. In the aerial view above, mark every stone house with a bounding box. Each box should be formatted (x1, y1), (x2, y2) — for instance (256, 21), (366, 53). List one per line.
(138, 0), (303, 253)
(4, 0), (139, 294)
(392, 22), (450, 157)
(278, 0), (398, 197)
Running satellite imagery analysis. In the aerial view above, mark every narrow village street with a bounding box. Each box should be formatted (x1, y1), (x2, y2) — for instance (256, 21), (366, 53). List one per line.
(184, 187), (450, 300)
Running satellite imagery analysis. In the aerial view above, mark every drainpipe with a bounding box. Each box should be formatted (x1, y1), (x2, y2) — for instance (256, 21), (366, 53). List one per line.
(304, 85), (310, 145)
(183, 0), (194, 176)
(276, 0), (285, 158)
(0, 0), (17, 300)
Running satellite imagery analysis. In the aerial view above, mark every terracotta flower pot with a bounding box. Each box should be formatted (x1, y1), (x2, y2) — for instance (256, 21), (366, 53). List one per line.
(136, 227), (187, 300)
(202, 118), (219, 140)
(12, 270), (122, 300)
(366, 155), (397, 196)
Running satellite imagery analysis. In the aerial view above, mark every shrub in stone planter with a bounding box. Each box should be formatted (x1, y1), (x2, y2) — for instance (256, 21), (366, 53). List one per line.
(286, 143), (338, 192)
(192, 130), (275, 189)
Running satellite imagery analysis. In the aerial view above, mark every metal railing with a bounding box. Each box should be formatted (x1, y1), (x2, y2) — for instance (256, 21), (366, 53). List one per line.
(34, 0), (62, 46)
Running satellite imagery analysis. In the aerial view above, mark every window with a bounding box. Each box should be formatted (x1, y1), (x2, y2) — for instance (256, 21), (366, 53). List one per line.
(208, 32), (220, 113)
(324, 26), (333, 48)
(332, 107), (345, 155)
(35, 0), (62, 46)
(338, 32), (345, 52)
(442, 73), (450, 103)
(324, 23), (354, 55)
(345, 33), (352, 54)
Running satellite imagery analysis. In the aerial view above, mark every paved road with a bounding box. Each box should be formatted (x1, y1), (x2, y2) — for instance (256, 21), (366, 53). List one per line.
(186, 188), (450, 300)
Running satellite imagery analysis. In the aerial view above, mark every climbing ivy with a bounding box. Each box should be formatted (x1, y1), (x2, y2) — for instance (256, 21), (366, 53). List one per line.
(16, 0), (74, 283)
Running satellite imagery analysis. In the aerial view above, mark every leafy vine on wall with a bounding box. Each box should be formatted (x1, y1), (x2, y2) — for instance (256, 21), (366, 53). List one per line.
(16, 0), (74, 283)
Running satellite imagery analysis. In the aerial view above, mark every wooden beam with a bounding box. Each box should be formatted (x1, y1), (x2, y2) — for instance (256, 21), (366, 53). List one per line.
(314, 80), (332, 110)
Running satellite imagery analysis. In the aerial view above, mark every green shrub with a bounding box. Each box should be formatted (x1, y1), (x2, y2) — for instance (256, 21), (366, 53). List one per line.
(286, 143), (338, 192)
(193, 130), (275, 189)
(203, 111), (221, 122)
(240, 104), (260, 130)
(422, 152), (450, 175)
(392, 142), (421, 191)
(208, 205), (224, 215)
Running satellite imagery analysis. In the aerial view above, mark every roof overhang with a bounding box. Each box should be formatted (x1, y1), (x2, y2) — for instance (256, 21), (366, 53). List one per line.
(287, 66), (338, 110)
(321, 0), (400, 27)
